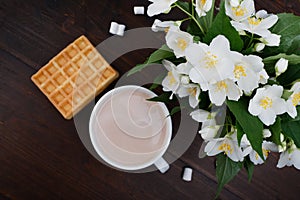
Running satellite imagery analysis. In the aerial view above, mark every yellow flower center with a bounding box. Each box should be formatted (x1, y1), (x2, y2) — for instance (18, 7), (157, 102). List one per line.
(188, 88), (197, 96)
(263, 148), (270, 157)
(204, 51), (218, 68)
(260, 97), (273, 109)
(248, 17), (261, 26)
(177, 38), (188, 51)
(164, 27), (170, 33)
(216, 81), (228, 91)
(234, 65), (247, 79)
(292, 92), (300, 106)
(232, 6), (247, 17)
(255, 148), (270, 160)
(199, 0), (206, 8)
(218, 143), (233, 155)
(167, 71), (176, 85)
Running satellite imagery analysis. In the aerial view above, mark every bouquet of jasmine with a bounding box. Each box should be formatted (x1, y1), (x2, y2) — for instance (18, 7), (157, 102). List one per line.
(129, 0), (300, 195)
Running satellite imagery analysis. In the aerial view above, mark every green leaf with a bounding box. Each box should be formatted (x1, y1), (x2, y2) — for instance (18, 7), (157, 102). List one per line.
(269, 117), (282, 145)
(216, 154), (243, 198)
(236, 121), (245, 146)
(175, 1), (190, 13)
(243, 157), (254, 182)
(264, 13), (300, 56)
(287, 35), (300, 55)
(169, 106), (181, 116)
(127, 63), (148, 76)
(149, 74), (165, 90)
(263, 53), (300, 75)
(226, 98), (264, 160)
(147, 45), (174, 62)
(187, 20), (203, 37)
(127, 45), (174, 76)
(282, 90), (293, 100)
(263, 53), (300, 65)
(203, 1), (243, 51)
(147, 93), (172, 103)
(277, 64), (300, 86)
(281, 107), (300, 148)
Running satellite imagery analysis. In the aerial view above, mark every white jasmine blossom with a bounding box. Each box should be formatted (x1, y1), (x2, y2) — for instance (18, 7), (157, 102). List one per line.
(208, 79), (242, 106)
(225, 0), (255, 22)
(248, 85), (287, 126)
(190, 109), (217, 128)
(277, 144), (300, 170)
(231, 10), (278, 37)
(176, 62), (193, 75)
(166, 27), (193, 58)
(275, 58), (288, 77)
(227, 0), (240, 7)
(186, 35), (235, 86)
(231, 52), (264, 93)
(204, 131), (244, 162)
(161, 60), (181, 98)
(147, 0), (178, 17)
(199, 125), (221, 141)
(286, 82), (300, 118)
(258, 68), (269, 84)
(151, 19), (180, 32)
(243, 140), (278, 165)
(177, 84), (201, 108)
(259, 33), (281, 47)
(177, 62), (193, 84)
(195, 0), (213, 17)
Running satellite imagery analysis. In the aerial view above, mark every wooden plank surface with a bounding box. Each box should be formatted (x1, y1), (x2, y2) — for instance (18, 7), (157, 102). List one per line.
(1, 0), (300, 199)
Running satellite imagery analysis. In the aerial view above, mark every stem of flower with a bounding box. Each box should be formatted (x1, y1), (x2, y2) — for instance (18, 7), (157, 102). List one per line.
(191, 0), (195, 17)
(175, 2), (205, 34)
(181, 17), (192, 23)
(208, 0), (216, 27)
(246, 33), (254, 49)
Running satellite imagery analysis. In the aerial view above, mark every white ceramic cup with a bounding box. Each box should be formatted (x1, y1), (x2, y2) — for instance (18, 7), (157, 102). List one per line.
(89, 85), (172, 172)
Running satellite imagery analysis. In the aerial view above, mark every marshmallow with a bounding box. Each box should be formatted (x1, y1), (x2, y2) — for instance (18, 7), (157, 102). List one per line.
(116, 24), (126, 36)
(182, 167), (193, 182)
(154, 157), (170, 173)
(109, 22), (119, 35)
(109, 22), (126, 36)
(134, 6), (145, 15)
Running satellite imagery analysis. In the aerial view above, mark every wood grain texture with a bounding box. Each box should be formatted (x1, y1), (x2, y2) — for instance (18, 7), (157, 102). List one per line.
(1, 0), (300, 199)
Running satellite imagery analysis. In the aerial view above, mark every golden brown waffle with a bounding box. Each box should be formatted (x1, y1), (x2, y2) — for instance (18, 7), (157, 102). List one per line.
(31, 35), (119, 119)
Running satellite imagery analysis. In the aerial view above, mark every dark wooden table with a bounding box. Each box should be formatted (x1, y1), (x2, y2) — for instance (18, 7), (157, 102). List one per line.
(1, 0), (300, 199)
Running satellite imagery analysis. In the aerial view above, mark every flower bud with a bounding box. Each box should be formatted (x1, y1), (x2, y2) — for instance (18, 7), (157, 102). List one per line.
(278, 141), (287, 153)
(263, 129), (272, 138)
(275, 58), (288, 77)
(180, 76), (190, 84)
(254, 43), (265, 52)
(238, 30), (246, 35)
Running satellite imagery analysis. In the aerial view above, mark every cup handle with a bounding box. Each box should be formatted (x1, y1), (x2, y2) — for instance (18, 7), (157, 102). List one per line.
(154, 157), (169, 173)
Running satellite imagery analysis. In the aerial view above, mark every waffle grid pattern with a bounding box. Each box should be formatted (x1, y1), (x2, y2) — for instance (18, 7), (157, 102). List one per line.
(31, 36), (118, 119)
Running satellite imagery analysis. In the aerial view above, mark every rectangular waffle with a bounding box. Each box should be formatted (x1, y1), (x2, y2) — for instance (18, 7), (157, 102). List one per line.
(31, 35), (119, 119)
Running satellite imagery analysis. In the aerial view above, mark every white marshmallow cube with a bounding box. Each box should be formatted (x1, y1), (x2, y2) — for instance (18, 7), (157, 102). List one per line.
(134, 6), (145, 15)
(116, 24), (126, 36)
(109, 22), (126, 36)
(154, 157), (170, 174)
(109, 22), (119, 35)
(182, 167), (193, 182)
